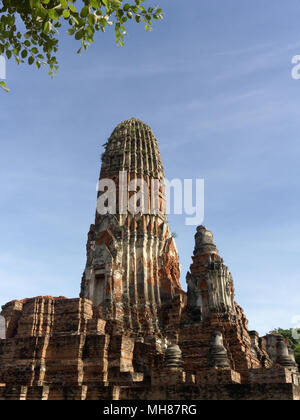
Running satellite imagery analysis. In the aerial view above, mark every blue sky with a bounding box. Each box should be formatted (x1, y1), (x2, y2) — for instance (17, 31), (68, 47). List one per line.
(1, 0), (300, 335)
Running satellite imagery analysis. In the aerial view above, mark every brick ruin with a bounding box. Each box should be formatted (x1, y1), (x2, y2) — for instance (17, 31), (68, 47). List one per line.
(0, 118), (299, 400)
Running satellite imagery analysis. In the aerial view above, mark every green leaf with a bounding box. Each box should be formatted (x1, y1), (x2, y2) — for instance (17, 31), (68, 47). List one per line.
(63, 10), (70, 19)
(43, 21), (52, 34)
(91, 0), (101, 8)
(80, 6), (89, 18)
(69, 4), (77, 13)
(111, 0), (122, 8)
(88, 14), (96, 25)
(102, 0), (109, 9)
(30, 0), (40, 9)
(48, 9), (60, 20)
(67, 28), (76, 36)
(99, 18), (107, 26)
(75, 30), (84, 40)
(0, 81), (9, 92)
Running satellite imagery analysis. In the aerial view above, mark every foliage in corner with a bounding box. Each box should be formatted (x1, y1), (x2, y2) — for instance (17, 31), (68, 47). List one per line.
(271, 328), (300, 368)
(0, 0), (163, 91)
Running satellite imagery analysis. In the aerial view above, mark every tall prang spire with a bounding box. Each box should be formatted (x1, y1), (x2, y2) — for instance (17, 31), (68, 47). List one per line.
(80, 118), (182, 336)
(186, 225), (235, 322)
(100, 118), (165, 179)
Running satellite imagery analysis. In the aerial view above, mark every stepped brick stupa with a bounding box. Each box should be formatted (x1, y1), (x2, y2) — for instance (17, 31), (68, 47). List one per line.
(0, 119), (299, 400)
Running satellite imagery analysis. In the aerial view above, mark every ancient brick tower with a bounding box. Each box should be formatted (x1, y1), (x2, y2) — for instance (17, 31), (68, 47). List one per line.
(80, 118), (181, 335)
(0, 118), (300, 400)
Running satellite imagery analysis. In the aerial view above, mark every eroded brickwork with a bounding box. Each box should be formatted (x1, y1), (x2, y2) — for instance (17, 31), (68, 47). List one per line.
(0, 119), (299, 400)
(80, 119), (182, 337)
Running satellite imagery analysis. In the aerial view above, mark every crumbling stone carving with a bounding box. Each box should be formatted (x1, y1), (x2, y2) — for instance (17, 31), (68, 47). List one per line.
(209, 331), (231, 369)
(186, 272), (203, 322)
(187, 226), (235, 319)
(164, 344), (183, 370)
(194, 226), (218, 256)
(276, 336), (298, 372)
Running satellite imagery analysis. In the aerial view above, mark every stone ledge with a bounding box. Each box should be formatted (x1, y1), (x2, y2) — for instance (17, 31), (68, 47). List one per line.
(0, 383), (299, 400)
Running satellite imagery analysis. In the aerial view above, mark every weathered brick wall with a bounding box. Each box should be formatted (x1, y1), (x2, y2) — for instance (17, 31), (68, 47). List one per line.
(0, 383), (299, 401)
(1, 294), (299, 399)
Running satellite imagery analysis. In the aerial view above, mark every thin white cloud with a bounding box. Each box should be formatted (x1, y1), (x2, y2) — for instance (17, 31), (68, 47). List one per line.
(212, 42), (275, 57)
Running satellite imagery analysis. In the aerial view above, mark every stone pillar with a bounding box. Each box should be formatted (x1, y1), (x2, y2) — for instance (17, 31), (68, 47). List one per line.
(152, 344), (185, 386)
(276, 336), (297, 371)
(164, 344), (183, 370)
(4, 385), (28, 400)
(209, 331), (231, 369)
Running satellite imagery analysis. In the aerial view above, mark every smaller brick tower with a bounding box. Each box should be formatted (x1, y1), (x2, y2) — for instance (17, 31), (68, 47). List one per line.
(179, 226), (268, 379)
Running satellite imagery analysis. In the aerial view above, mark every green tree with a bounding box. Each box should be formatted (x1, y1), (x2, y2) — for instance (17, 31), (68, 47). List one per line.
(0, 0), (163, 91)
(294, 344), (300, 368)
(271, 328), (299, 347)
